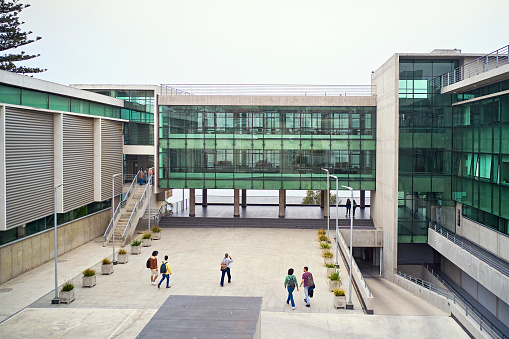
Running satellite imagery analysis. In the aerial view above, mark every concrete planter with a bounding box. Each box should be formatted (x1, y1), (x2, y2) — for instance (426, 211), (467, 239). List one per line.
(82, 275), (96, 287)
(324, 258), (334, 265)
(326, 267), (336, 276)
(319, 241), (329, 249)
(102, 264), (114, 275)
(118, 253), (128, 264)
(333, 295), (347, 309)
(131, 245), (141, 255)
(142, 238), (151, 247)
(59, 290), (75, 304)
(152, 232), (161, 240)
(329, 280), (340, 291)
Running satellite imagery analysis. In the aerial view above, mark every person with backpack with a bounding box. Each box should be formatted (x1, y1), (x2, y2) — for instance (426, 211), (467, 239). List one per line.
(353, 199), (358, 217)
(148, 251), (158, 285)
(220, 253), (233, 287)
(284, 268), (299, 310)
(300, 266), (314, 307)
(158, 255), (172, 289)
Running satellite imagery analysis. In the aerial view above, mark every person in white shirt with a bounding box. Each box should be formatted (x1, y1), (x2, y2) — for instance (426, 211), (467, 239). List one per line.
(220, 253), (233, 287)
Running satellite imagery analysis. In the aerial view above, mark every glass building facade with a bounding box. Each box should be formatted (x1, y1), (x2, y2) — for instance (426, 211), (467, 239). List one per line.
(159, 105), (376, 190)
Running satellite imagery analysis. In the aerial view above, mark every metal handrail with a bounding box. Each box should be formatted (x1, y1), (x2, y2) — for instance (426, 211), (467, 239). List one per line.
(395, 269), (505, 339)
(160, 84), (377, 97)
(122, 176), (151, 243)
(103, 175), (136, 242)
(429, 223), (509, 277)
(430, 45), (509, 90)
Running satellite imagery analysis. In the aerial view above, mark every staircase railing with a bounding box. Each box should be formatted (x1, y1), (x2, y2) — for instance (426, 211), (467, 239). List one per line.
(103, 175), (136, 243)
(122, 177), (150, 244)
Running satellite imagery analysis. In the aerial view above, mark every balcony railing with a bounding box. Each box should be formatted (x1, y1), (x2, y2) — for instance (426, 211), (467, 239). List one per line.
(160, 84), (376, 97)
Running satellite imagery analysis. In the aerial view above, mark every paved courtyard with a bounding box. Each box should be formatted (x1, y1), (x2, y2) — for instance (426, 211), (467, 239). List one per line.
(0, 228), (468, 338)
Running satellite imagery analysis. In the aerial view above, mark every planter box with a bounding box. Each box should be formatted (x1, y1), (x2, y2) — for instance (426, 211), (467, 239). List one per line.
(324, 258), (334, 265)
(102, 264), (114, 275)
(326, 267), (337, 276)
(142, 238), (151, 247)
(83, 275), (96, 288)
(59, 290), (75, 304)
(118, 253), (128, 264)
(131, 245), (141, 255)
(152, 232), (161, 240)
(329, 280), (341, 291)
(334, 295), (347, 309)
(319, 241), (329, 249)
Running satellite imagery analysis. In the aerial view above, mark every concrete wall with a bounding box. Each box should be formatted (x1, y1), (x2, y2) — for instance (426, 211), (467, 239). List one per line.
(0, 209), (110, 284)
(339, 228), (383, 247)
(371, 54), (399, 279)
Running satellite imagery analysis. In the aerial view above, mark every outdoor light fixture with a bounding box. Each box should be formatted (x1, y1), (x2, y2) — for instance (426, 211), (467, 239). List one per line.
(342, 185), (354, 310)
(330, 175), (339, 267)
(112, 173), (122, 265)
(321, 168), (330, 240)
(52, 183), (63, 305)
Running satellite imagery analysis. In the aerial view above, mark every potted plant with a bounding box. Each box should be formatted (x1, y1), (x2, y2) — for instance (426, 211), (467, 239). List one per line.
(320, 242), (331, 252)
(131, 239), (142, 255)
(325, 262), (337, 276)
(101, 257), (114, 275)
(151, 226), (162, 240)
(333, 288), (347, 309)
(328, 271), (341, 291)
(318, 234), (329, 243)
(82, 268), (96, 287)
(118, 248), (128, 264)
(322, 250), (334, 265)
(59, 281), (75, 304)
(317, 229), (326, 236)
(142, 232), (152, 247)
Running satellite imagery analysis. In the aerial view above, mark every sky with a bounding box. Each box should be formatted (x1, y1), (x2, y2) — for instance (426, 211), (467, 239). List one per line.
(13, 0), (509, 86)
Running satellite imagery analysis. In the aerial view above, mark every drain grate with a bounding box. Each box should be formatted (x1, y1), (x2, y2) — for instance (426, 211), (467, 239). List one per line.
(0, 288), (13, 293)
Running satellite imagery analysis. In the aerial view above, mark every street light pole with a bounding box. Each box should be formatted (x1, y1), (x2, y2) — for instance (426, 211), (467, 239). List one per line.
(52, 183), (63, 304)
(330, 175), (339, 266)
(148, 168), (153, 232)
(342, 185), (354, 309)
(112, 173), (122, 264)
(321, 168), (330, 240)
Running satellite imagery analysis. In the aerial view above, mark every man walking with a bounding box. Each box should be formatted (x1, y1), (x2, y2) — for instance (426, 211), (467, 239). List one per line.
(220, 253), (233, 287)
(149, 251), (158, 285)
(158, 255), (172, 289)
(300, 266), (314, 307)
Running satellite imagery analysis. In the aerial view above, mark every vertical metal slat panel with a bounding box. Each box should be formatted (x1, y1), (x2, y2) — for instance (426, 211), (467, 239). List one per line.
(5, 107), (54, 229)
(101, 120), (123, 201)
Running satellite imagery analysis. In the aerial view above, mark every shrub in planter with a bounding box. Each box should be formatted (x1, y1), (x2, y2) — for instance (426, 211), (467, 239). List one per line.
(317, 229), (326, 236)
(325, 262), (337, 276)
(320, 242), (330, 250)
(328, 271), (341, 291)
(118, 248), (128, 264)
(322, 250), (334, 265)
(142, 232), (152, 247)
(318, 235), (329, 242)
(151, 226), (161, 240)
(101, 257), (114, 275)
(333, 288), (347, 309)
(82, 268), (96, 287)
(131, 239), (142, 255)
(59, 281), (75, 304)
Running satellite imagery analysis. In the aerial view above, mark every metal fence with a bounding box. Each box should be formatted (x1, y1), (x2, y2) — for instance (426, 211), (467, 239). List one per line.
(160, 84), (376, 97)
(430, 45), (509, 90)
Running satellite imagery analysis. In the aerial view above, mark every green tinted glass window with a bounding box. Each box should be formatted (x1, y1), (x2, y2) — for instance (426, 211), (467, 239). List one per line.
(0, 85), (21, 105)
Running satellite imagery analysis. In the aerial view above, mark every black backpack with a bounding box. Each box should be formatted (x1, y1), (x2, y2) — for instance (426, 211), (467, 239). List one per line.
(288, 276), (296, 289)
(146, 258), (151, 268)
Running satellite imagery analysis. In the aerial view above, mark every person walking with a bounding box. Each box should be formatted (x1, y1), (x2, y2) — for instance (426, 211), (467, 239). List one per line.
(353, 199), (358, 217)
(140, 168), (146, 185)
(220, 253), (233, 287)
(137, 167), (144, 185)
(300, 266), (314, 307)
(346, 198), (351, 216)
(149, 251), (158, 285)
(284, 268), (299, 310)
(158, 255), (172, 289)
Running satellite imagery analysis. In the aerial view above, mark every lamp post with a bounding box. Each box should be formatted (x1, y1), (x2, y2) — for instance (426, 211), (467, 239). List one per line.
(52, 183), (63, 305)
(148, 167), (153, 232)
(342, 185), (354, 309)
(321, 168), (330, 240)
(112, 173), (122, 265)
(330, 175), (339, 266)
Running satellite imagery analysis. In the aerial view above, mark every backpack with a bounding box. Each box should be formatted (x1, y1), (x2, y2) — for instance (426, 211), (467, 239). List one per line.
(288, 276), (296, 289)
(160, 262), (167, 274)
(146, 258), (151, 269)
(306, 273), (314, 287)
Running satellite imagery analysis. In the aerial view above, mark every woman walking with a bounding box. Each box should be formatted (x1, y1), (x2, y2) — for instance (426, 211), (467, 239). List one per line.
(346, 198), (351, 216)
(284, 268), (299, 310)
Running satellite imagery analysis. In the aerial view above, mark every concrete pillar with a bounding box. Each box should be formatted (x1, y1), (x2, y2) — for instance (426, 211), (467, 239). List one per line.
(320, 190), (325, 208)
(279, 189), (285, 218)
(242, 189), (247, 207)
(17, 225), (26, 239)
(234, 189), (240, 217)
(202, 189), (208, 207)
(360, 190), (366, 209)
(189, 189), (195, 217)
(324, 190), (329, 218)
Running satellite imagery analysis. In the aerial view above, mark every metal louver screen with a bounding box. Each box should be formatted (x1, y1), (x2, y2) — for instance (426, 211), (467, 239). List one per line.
(5, 107), (54, 229)
(63, 115), (94, 212)
(101, 120), (123, 201)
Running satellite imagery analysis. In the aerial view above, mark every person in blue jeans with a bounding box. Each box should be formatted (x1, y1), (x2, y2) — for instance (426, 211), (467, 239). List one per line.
(220, 253), (233, 287)
(158, 255), (172, 289)
(300, 266), (314, 307)
(284, 268), (299, 310)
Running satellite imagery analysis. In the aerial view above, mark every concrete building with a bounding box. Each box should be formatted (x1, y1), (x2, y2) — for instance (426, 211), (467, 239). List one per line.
(1, 45), (508, 334)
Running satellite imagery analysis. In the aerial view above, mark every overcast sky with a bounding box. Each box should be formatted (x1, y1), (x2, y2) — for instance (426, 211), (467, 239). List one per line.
(16, 0), (509, 86)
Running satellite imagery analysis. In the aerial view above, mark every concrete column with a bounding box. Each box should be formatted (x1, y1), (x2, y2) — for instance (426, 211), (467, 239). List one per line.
(17, 225), (26, 238)
(189, 189), (195, 217)
(234, 189), (240, 217)
(360, 190), (366, 209)
(320, 190), (325, 208)
(202, 189), (208, 207)
(279, 189), (285, 218)
(324, 190), (329, 218)
(241, 189), (247, 207)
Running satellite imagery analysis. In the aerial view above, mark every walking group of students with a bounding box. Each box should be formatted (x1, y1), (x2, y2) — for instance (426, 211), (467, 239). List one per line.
(137, 167), (154, 186)
(148, 251), (172, 288)
(345, 198), (357, 217)
(284, 267), (314, 309)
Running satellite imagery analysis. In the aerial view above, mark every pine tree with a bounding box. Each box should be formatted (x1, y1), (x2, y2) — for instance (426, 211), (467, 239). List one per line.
(0, 0), (45, 73)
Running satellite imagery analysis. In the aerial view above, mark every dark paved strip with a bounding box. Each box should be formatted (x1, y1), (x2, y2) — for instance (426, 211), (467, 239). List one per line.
(137, 295), (262, 339)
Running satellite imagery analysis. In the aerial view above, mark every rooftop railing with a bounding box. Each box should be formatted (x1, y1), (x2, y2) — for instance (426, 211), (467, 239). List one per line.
(430, 45), (509, 90)
(160, 84), (376, 97)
